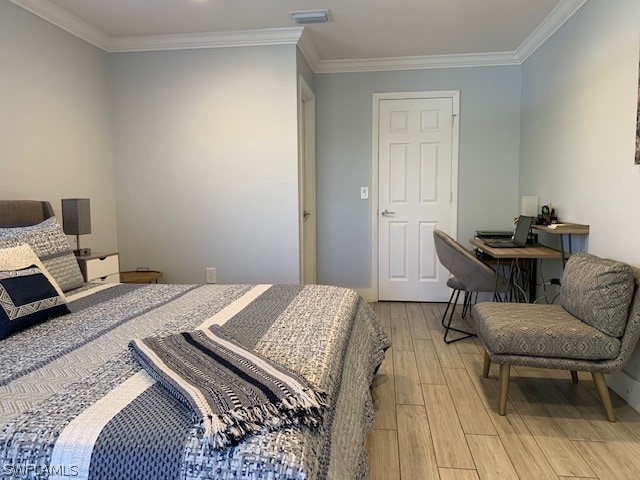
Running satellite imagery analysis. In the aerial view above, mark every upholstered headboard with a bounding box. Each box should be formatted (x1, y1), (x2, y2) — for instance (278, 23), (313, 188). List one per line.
(0, 200), (55, 227)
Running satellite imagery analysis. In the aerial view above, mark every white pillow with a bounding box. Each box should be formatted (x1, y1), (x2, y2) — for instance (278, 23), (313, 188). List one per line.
(0, 244), (66, 300)
(0, 217), (84, 292)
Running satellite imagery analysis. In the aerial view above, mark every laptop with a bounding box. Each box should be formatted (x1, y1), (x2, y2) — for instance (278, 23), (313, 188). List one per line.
(485, 215), (534, 248)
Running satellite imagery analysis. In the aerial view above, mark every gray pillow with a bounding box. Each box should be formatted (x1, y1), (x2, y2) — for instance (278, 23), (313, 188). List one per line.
(561, 254), (635, 337)
(0, 217), (84, 292)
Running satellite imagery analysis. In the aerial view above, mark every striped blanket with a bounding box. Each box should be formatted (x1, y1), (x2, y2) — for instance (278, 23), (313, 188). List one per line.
(130, 326), (327, 448)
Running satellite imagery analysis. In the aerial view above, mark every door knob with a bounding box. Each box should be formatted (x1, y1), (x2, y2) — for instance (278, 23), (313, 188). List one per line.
(381, 209), (396, 216)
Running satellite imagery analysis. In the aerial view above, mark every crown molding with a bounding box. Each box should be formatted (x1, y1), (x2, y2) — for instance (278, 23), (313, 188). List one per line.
(313, 0), (586, 73)
(315, 51), (521, 74)
(11, 0), (586, 70)
(107, 27), (303, 52)
(516, 0), (587, 63)
(10, 0), (302, 53)
(296, 29), (321, 72)
(10, 0), (109, 50)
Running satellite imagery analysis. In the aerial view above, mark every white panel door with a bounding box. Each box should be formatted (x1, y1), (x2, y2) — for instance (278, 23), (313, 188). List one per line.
(378, 97), (455, 301)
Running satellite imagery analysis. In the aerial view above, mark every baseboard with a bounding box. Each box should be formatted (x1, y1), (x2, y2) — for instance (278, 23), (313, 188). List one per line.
(354, 288), (376, 303)
(606, 370), (640, 413)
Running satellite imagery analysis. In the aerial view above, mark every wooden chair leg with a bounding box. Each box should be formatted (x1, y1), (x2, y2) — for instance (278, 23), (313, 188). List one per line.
(570, 370), (579, 384)
(482, 351), (491, 378)
(498, 364), (510, 415)
(591, 372), (616, 422)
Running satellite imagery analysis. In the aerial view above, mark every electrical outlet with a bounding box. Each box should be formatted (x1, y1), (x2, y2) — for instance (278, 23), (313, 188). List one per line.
(205, 267), (217, 284)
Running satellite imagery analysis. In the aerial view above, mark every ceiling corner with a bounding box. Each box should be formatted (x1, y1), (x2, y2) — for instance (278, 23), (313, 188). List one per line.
(296, 28), (321, 72)
(10, 0), (110, 51)
(516, 0), (588, 63)
(9, 0), (588, 70)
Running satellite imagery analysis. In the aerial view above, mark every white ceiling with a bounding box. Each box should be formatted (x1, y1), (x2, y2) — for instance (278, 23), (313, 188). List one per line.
(11, 0), (587, 72)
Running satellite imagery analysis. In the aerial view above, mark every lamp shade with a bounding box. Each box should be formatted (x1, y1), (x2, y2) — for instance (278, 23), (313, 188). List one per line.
(62, 198), (91, 235)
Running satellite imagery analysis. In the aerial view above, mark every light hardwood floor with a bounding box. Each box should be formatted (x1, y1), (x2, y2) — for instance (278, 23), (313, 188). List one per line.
(366, 302), (640, 480)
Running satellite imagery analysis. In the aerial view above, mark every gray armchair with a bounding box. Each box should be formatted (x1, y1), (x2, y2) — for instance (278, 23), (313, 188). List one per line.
(474, 253), (640, 422)
(433, 229), (508, 343)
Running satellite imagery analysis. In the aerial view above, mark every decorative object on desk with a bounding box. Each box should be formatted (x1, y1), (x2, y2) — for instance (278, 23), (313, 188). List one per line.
(539, 203), (556, 226)
(62, 198), (91, 256)
(521, 196), (538, 217)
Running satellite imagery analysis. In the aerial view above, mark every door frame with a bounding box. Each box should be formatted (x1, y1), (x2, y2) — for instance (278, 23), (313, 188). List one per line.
(371, 91), (460, 301)
(298, 75), (316, 284)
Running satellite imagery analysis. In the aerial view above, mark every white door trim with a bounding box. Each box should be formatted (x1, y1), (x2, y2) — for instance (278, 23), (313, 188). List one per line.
(371, 90), (460, 301)
(298, 75), (316, 284)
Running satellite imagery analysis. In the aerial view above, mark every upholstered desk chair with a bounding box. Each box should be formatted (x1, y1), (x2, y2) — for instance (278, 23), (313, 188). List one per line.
(433, 229), (508, 344)
(474, 254), (640, 422)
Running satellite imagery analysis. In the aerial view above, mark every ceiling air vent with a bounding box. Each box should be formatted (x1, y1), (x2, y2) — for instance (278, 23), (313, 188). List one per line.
(290, 9), (330, 25)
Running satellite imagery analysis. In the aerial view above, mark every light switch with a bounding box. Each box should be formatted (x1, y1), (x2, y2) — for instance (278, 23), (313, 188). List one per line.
(360, 187), (369, 199)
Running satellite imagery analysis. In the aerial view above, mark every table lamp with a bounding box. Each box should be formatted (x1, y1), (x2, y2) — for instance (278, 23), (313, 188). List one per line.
(521, 196), (538, 217)
(62, 198), (91, 256)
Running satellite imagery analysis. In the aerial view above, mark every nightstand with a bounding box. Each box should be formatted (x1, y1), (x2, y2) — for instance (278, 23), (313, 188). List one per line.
(76, 252), (120, 283)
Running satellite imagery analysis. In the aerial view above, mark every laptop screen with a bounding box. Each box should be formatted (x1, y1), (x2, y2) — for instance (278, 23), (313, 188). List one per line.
(513, 215), (534, 246)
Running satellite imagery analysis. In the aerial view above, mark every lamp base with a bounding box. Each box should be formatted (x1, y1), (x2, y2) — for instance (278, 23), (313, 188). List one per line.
(74, 248), (92, 257)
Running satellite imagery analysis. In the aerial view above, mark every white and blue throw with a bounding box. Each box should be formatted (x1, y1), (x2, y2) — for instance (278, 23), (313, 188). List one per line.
(130, 325), (328, 448)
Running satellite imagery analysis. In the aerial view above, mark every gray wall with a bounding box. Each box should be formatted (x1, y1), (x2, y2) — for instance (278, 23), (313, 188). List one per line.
(0, 0), (117, 252)
(314, 67), (522, 291)
(296, 48), (314, 89)
(109, 45), (301, 284)
(519, 0), (640, 406)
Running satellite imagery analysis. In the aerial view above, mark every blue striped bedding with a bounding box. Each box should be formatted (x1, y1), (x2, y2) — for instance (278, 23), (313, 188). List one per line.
(0, 283), (389, 479)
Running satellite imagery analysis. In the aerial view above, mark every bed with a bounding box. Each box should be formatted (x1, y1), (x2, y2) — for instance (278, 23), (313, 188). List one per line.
(0, 200), (390, 480)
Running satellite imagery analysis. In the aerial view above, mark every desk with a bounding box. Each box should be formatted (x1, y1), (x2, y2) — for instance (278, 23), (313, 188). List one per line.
(470, 238), (567, 302)
(470, 238), (565, 260)
(532, 223), (589, 267)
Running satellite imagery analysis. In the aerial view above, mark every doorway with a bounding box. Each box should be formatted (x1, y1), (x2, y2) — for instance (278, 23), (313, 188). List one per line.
(298, 76), (316, 285)
(373, 92), (459, 301)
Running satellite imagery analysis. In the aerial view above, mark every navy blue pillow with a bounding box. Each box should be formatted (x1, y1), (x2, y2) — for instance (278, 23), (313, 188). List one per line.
(0, 265), (70, 340)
